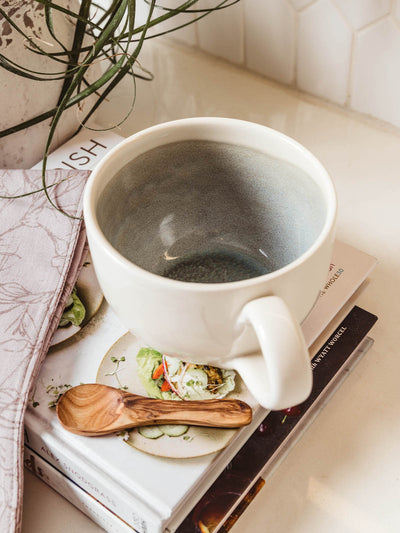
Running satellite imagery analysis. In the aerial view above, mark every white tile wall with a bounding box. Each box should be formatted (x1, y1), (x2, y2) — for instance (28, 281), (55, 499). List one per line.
(289, 0), (316, 10)
(244, 0), (296, 85)
(197, 0), (244, 64)
(136, 1), (197, 45)
(335, 0), (391, 30)
(152, 0), (400, 130)
(351, 17), (400, 128)
(297, 0), (352, 106)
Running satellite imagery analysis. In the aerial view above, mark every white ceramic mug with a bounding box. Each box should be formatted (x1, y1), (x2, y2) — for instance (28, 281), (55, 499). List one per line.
(83, 117), (337, 409)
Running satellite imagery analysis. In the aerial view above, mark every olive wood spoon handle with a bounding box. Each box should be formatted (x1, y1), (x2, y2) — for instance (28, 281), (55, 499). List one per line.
(56, 383), (253, 436)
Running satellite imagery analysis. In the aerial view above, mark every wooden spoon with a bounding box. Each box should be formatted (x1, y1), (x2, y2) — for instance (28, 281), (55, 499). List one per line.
(56, 383), (253, 436)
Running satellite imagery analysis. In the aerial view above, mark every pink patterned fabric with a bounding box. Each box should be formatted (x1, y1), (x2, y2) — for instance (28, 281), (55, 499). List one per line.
(0, 169), (90, 532)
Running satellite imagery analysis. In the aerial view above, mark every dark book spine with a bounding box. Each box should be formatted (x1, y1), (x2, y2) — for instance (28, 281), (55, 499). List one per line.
(176, 306), (377, 533)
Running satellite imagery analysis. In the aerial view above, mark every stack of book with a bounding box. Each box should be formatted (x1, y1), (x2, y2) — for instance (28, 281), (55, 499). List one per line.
(25, 131), (378, 533)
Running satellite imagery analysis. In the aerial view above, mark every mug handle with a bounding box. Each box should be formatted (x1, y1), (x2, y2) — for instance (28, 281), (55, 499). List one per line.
(232, 296), (312, 410)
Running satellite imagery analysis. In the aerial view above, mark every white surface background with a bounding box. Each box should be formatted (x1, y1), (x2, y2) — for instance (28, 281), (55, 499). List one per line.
(23, 40), (400, 532)
(134, 0), (400, 129)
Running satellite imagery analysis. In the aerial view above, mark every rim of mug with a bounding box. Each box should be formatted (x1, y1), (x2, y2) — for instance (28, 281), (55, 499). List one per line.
(83, 117), (337, 292)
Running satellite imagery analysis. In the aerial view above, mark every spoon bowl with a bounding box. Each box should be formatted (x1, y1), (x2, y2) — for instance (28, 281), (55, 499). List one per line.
(56, 383), (253, 436)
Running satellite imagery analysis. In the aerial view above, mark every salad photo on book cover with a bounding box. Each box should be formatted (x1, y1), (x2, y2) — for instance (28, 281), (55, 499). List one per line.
(96, 334), (256, 459)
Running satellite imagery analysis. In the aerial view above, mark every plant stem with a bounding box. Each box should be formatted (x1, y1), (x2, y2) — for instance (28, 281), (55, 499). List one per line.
(0, 0), (238, 216)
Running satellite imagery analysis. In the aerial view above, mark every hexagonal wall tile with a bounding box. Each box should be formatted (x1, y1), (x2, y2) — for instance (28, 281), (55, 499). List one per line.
(297, 0), (352, 105)
(351, 17), (400, 128)
(197, 0), (244, 64)
(289, 0), (318, 11)
(334, 0), (391, 30)
(244, 0), (296, 85)
(394, 0), (400, 22)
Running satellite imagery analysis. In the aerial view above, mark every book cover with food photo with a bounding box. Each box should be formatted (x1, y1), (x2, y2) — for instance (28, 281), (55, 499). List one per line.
(24, 130), (378, 533)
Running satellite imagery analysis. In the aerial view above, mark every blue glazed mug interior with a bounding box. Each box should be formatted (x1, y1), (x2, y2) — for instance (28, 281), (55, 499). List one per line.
(97, 139), (327, 284)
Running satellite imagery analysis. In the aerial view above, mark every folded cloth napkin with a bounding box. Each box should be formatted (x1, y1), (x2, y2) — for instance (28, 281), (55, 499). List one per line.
(0, 169), (90, 533)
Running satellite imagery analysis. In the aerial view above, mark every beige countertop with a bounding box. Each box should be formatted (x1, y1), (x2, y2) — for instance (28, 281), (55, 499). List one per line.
(23, 40), (400, 533)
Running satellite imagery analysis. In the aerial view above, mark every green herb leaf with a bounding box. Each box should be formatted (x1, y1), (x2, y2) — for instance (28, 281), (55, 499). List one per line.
(59, 289), (86, 327)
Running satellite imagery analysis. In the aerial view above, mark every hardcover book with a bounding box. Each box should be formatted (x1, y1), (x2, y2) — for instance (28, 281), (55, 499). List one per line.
(24, 130), (378, 533)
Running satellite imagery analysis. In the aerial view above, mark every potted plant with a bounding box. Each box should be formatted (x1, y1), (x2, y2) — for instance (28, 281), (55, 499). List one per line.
(0, 0), (237, 170)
